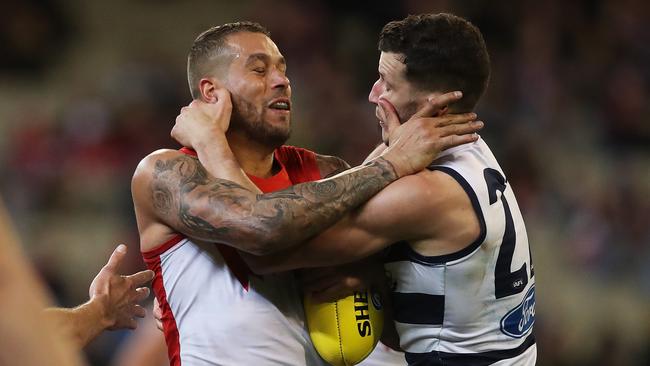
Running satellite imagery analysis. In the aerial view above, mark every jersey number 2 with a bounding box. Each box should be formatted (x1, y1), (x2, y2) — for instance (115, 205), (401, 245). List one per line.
(485, 168), (534, 299)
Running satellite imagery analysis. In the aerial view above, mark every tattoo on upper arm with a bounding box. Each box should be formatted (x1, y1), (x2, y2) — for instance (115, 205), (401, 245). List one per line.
(152, 183), (173, 215)
(151, 155), (236, 238)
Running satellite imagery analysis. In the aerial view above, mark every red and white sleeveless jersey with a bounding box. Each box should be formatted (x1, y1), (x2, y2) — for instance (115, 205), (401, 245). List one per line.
(142, 146), (326, 366)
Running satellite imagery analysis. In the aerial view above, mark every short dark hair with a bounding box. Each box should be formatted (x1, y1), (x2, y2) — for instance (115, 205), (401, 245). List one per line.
(378, 13), (490, 112)
(187, 21), (271, 99)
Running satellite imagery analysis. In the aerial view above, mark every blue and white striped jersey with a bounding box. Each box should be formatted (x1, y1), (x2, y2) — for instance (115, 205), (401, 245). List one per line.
(384, 137), (536, 366)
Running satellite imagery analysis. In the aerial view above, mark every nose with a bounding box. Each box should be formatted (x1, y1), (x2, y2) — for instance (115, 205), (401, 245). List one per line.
(271, 69), (290, 90)
(368, 79), (381, 104)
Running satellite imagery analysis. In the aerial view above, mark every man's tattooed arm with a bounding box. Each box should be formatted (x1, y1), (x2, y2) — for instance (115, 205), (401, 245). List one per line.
(141, 151), (399, 255)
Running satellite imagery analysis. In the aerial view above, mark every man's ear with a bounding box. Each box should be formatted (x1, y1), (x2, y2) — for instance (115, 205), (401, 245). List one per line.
(198, 77), (223, 103)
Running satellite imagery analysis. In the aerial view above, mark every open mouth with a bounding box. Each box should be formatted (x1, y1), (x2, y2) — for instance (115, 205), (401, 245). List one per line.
(269, 99), (291, 111)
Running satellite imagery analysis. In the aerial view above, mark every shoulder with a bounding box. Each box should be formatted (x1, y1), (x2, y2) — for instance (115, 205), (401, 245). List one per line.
(131, 149), (203, 203)
(131, 150), (192, 251)
(133, 149), (195, 181)
(134, 149), (184, 171)
(314, 154), (351, 178)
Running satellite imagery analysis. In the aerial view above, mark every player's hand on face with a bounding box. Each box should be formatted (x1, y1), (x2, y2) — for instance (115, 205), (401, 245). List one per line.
(378, 91), (484, 177)
(299, 266), (368, 303)
(88, 244), (155, 330)
(171, 88), (233, 148)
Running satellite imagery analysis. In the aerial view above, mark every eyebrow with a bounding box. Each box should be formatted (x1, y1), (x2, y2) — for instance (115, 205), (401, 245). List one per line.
(244, 53), (286, 67)
(379, 71), (392, 85)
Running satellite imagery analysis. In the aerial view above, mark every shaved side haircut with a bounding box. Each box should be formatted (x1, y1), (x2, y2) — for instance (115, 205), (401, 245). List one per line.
(187, 22), (270, 99)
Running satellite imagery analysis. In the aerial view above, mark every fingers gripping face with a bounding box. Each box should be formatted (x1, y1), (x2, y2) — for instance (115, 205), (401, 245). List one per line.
(171, 95), (233, 149)
(378, 91), (484, 177)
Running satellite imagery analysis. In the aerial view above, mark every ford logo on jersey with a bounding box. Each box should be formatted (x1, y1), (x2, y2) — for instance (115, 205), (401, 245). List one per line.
(500, 285), (535, 338)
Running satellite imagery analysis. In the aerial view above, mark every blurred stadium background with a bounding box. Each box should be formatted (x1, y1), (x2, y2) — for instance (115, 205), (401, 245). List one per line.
(1, 0), (649, 365)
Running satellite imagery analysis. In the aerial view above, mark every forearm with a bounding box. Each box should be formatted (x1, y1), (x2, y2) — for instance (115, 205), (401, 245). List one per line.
(244, 157), (398, 254)
(244, 239), (361, 274)
(209, 156), (396, 254)
(244, 219), (388, 273)
(44, 299), (111, 348)
(152, 153), (400, 255)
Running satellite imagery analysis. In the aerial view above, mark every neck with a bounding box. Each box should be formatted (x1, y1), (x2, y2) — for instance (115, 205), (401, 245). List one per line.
(226, 130), (278, 178)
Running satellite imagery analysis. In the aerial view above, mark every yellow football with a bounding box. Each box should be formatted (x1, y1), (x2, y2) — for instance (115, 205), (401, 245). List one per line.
(304, 289), (384, 366)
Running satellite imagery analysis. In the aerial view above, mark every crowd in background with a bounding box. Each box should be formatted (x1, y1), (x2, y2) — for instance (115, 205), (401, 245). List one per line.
(1, 0), (649, 365)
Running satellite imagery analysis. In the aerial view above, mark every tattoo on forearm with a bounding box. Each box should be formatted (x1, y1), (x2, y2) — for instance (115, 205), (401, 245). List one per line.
(149, 154), (398, 252)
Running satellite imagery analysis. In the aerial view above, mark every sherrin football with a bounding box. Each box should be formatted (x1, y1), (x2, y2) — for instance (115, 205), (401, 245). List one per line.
(304, 289), (384, 366)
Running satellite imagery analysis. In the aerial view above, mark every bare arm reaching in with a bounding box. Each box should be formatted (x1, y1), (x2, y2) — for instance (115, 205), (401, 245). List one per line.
(45, 245), (154, 347)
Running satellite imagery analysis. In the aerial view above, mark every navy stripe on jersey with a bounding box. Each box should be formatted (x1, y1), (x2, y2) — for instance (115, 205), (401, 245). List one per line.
(391, 292), (445, 325)
(405, 333), (535, 366)
(385, 166), (486, 265)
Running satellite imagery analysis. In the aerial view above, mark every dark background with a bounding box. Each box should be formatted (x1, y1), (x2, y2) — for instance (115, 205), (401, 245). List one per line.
(1, 0), (648, 365)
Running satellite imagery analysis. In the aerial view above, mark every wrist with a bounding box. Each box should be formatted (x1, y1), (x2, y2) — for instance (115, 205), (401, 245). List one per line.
(366, 156), (401, 183)
(85, 295), (114, 329)
(195, 133), (231, 155)
(193, 134), (220, 152)
(376, 150), (409, 178)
